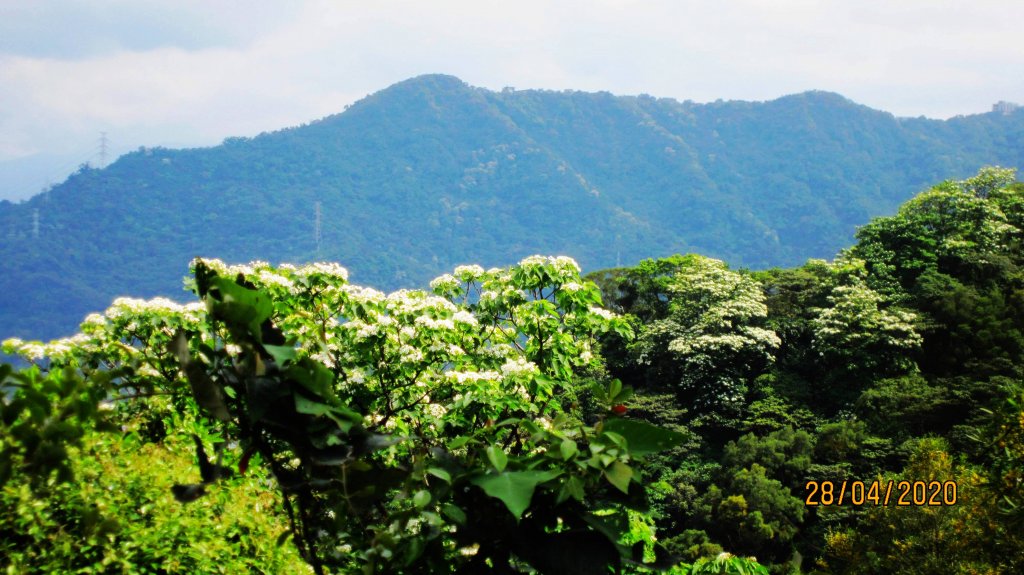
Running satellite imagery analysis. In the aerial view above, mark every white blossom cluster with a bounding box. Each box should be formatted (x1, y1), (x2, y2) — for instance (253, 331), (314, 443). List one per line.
(812, 283), (922, 353)
(104, 297), (203, 320)
(452, 264), (485, 282)
(517, 255), (581, 282)
(294, 262), (350, 282)
(3, 333), (95, 363)
(500, 357), (539, 378)
(10, 256), (621, 448)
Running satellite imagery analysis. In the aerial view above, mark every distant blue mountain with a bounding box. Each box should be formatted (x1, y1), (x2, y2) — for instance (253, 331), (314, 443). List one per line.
(2, 74), (1022, 340)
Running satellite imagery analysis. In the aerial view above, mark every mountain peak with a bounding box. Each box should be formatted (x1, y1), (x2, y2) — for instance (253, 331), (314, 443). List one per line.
(384, 74), (470, 94)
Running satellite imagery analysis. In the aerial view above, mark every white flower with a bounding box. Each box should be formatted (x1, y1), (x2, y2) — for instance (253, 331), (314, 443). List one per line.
(257, 269), (295, 290)
(482, 343), (515, 359)
(519, 255), (547, 268)
(430, 274), (459, 292)
(587, 305), (616, 320)
(82, 313), (106, 327)
(399, 344), (424, 363)
(346, 320), (380, 339)
(415, 316), (455, 331)
(425, 403), (447, 418)
(449, 370), (501, 384)
(452, 310), (479, 327)
(453, 264), (485, 281)
(551, 256), (581, 274)
(295, 262), (349, 281)
(500, 357), (538, 378)
(342, 285), (386, 304)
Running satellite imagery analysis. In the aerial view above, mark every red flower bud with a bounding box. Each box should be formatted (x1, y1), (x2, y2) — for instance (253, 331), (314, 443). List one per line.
(611, 404), (627, 415)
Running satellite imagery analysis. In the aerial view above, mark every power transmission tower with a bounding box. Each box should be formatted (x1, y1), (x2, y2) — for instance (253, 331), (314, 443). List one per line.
(314, 201), (322, 255)
(32, 209), (39, 239)
(98, 132), (108, 167)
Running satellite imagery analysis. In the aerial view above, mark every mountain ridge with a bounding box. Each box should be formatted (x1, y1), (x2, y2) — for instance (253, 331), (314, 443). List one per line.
(2, 74), (1023, 340)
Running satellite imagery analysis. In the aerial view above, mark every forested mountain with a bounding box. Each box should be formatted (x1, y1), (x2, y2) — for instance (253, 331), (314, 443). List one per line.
(2, 74), (1023, 340)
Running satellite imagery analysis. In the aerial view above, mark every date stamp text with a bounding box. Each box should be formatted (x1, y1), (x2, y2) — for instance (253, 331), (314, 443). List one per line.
(804, 480), (958, 506)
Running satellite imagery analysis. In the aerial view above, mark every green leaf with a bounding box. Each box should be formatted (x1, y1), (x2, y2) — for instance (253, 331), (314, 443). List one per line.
(413, 490), (431, 508)
(612, 385), (633, 404)
(448, 436), (471, 449)
(470, 470), (561, 519)
(208, 276), (274, 335)
(557, 474), (585, 503)
(602, 418), (687, 456)
(608, 379), (622, 402)
(427, 467), (451, 483)
(486, 444), (508, 472)
(286, 362), (335, 399)
(263, 344), (297, 366)
(294, 395), (354, 432)
(441, 503), (466, 525)
(604, 461), (632, 493)
(560, 439), (578, 460)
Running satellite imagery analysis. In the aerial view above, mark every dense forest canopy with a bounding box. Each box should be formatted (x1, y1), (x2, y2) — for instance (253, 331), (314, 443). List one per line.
(3, 168), (1024, 573)
(3, 74), (1024, 341)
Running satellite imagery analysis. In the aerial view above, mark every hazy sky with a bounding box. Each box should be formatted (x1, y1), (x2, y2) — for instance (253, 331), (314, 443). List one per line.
(2, 0), (1022, 200)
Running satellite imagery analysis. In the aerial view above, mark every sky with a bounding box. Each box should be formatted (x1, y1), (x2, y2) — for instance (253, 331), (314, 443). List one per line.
(1, 0), (1022, 200)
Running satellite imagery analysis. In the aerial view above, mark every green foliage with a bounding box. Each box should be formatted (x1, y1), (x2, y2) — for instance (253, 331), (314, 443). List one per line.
(593, 169), (1024, 571)
(0, 363), (309, 574)
(722, 427), (814, 491)
(0, 364), (112, 490)
(0, 428), (310, 574)
(682, 553), (769, 575)
(692, 464), (805, 563)
(979, 381), (1024, 527)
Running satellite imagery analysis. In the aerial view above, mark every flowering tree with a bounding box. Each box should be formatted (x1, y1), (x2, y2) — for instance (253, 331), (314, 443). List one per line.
(629, 255), (780, 410)
(810, 281), (921, 377)
(6, 255), (693, 574)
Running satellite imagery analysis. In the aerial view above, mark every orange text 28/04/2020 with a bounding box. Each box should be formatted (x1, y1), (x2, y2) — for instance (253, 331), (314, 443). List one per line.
(804, 480), (958, 507)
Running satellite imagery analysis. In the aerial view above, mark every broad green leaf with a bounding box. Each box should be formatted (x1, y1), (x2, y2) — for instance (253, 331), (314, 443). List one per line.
(602, 418), (688, 456)
(448, 436), (471, 449)
(604, 461), (633, 493)
(413, 490), (431, 508)
(286, 362), (334, 398)
(560, 439), (578, 460)
(557, 474), (585, 503)
(263, 344), (297, 366)
(208, 276), (273, 334)
(294, 395), (354, 432)
(427, 467), (451, 483)
(608, 379), (622, 402)
(441, 503), (466, 525)
(486, 444), (508, 472)
(470, 470), (561, 519)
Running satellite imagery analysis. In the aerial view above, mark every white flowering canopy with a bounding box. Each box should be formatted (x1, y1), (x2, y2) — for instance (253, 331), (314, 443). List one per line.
(5, 255), (630, 441)
(631, 255), (779, 408)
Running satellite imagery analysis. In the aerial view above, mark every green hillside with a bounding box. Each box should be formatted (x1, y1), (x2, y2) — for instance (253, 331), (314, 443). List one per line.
(2, 74), (1022, 340)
